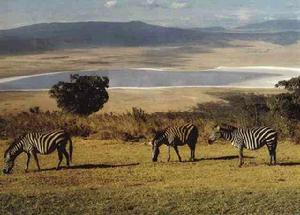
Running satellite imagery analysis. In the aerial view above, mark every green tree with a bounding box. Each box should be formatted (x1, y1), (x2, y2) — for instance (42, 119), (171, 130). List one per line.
(49, 74), (109, 116)
(270, 76), (300, 120)
(226, 94), (269, 127)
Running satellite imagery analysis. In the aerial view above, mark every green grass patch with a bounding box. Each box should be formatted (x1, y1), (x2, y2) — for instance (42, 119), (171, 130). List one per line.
(1, 139), (300, 214)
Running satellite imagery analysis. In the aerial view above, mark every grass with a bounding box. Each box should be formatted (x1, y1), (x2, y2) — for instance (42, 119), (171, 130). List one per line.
(1, 139), (300, 214)
(0, 87), (283, 114)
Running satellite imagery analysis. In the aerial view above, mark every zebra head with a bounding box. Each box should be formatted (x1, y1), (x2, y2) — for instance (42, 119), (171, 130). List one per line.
(208, 125), (221, 144)
(3, 150), (15, 174)
(3, 138), (21, 174)
(150, 131), (165, 162)
(208, 124), (236, 144)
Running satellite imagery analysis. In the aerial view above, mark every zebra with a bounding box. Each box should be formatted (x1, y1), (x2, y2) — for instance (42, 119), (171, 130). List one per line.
(150, 123), (199, 162)
(3, 130), (72, 174)
(208, 124), (278, 167)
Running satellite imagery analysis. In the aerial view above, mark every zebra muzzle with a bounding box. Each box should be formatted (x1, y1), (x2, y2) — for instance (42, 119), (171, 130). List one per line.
(2, 169), (10, 174)
(208, 139), (214, 144)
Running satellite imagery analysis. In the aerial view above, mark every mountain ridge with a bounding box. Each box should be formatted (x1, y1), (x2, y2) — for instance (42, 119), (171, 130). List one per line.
(0, 20), (299, 55)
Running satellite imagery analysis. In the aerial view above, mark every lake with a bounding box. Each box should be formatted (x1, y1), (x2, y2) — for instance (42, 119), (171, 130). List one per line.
(0, 67), (299, 91)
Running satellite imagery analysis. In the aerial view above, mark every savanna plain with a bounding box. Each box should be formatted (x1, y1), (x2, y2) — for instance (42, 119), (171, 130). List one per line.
(0, 41), (300, 214)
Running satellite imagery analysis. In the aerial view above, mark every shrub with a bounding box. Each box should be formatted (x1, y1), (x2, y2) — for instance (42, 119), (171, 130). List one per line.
(49, 74), (109, 116)
(272, 76), (300, 120)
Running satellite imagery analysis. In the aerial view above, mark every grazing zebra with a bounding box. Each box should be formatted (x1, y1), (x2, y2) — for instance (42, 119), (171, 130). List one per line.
(3, 130), (72, 174)
(208, 125), (278, 167)
(150, 123), (199, 162)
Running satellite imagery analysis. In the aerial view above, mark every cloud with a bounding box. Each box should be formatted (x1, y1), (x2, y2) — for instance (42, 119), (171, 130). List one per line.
(104, 0), (117, 8)
(234, 8), (252, 22)
(285, 0), (298, 9)
(147, 0), (155, 4)
(170, 2), (187, 9)
(140, 0), (167, 9)
(139, 0), (189, 9)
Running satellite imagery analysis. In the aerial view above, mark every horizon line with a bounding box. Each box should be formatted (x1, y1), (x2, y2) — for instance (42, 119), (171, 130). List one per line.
(0, 18), (299, 31)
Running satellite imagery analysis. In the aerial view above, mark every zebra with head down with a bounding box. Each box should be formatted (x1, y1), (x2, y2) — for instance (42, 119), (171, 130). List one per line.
(3, 130), (72, 174)
(150, 123), (199, 162)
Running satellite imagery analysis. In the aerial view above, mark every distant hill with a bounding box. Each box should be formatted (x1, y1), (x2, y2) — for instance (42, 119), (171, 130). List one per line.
(191, 26), (227, 32)
(236, 20), (300, 32)
(0, 21), (299, 55)
(0, 21), (209, 54)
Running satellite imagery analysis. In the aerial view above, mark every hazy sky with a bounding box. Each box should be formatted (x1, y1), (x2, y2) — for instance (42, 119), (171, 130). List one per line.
(0, 0), (299, 29)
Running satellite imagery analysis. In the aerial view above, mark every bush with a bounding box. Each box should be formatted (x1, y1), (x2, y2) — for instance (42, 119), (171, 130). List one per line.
(1, 86), (300, 144)
(0, 107), (207, 143)
(49, 74), (109, 116)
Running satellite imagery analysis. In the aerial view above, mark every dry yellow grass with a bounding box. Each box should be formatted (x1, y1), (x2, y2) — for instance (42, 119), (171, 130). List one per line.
(0, 138), (300, 214)
(0, 41), (299, 79)
(0, 87), (283, 114)
(179, 41), (300, 71)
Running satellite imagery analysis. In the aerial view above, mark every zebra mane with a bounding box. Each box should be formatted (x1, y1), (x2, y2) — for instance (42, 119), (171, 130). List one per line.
(154, 129), (167, 143)
(220, 124), (237, 132)
(154, 130), (165, 139)
(4, 134), (26, 157)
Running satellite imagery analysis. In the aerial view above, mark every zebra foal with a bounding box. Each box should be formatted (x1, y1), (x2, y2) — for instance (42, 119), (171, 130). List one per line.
(208, 125), (278, 167)
(150, 123), (199, 162)
(3, 130), (72, 174)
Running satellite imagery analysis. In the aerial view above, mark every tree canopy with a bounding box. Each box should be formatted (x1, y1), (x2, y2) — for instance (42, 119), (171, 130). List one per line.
(49, 74), (109, 116)
(272, 76), (300, 120)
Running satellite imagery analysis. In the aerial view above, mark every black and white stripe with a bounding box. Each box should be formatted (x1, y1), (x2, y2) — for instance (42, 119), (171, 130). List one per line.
(208, 125), (277, 166)
(151, 123), (199, 162)
(3, 130), (72, 174)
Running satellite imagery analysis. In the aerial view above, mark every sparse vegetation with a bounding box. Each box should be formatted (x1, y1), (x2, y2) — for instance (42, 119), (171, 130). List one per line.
(1, 78), (300, 143)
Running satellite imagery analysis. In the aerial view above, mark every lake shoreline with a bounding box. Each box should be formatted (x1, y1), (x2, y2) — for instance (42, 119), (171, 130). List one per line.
(0, 66), (299, 91)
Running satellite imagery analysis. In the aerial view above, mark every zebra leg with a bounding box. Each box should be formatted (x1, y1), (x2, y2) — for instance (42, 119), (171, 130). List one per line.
(238, 148), (244, 167)
(173, 146), (182, 162)
(270, 149), (277, 165)
(273, 149), (277, 165)
(56, 149), (63, 170)
(167, 146), (171, 162)
(188, 144), (196, 161)
(267, 144), (275, 165)
(25, 153), (31, 173)
(61, 146), (70, 167)
(273, 141), (277, 165)
(32, 152), (41, 171)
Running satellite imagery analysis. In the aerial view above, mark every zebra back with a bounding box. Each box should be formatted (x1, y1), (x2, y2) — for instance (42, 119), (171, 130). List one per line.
(159, 123), (198, 145)
(19, 130), (68, 154)
(233, 126), (277, 150)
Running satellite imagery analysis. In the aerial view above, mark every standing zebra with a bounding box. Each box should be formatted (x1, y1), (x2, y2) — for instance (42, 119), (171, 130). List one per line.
(208, 125), (278, 167)
(150, 123), (199, 162)
(3, 130), (72, 174)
